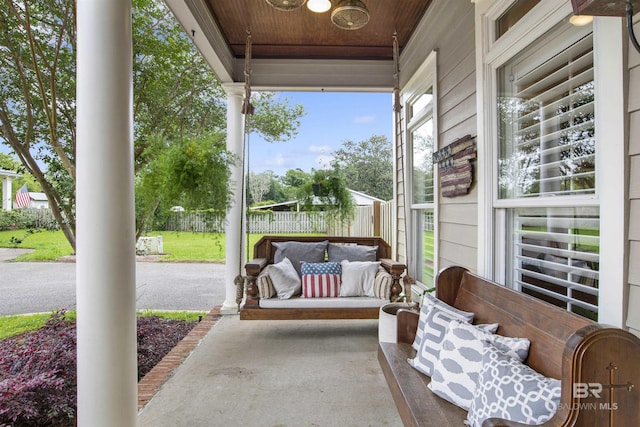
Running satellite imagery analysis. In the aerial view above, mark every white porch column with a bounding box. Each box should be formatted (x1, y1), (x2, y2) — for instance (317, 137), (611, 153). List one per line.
(76, 1), (137, 426)
(222, 83), (246, 314)
(2, 177), (12, 210)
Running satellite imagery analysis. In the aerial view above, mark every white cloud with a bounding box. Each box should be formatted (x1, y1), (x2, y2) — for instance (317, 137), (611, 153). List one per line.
(315, 154), (334, 169)
(353, 115), (375, 124)
(308, 144), (332, 154)
(263, 154), (294, 168)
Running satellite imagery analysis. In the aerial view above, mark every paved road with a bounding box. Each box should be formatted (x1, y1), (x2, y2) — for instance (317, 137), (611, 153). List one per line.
(0, 248), (227, 315)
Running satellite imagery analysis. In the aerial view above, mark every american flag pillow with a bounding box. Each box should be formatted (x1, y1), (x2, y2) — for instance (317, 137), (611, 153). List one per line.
(301, 262), (341, 298)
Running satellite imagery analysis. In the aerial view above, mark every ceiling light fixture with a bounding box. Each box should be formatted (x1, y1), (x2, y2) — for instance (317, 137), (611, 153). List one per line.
(265, 0), (307, 12)
(569, 15), (593, 26)
(307, 0), (331, 13)
(570, 0), (640, 53)
(331, 0), (369, 30)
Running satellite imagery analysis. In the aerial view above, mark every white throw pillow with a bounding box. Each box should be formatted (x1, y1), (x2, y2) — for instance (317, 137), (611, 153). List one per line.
(428, 320), (531, 411)
(269, 257), (301, 299)
(339, 260), (380, 297)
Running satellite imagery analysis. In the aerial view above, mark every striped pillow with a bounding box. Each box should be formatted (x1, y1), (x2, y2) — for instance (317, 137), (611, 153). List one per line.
(301, 262), (341, 298)
(257, 265), (276, 299)
(373, 266), (393, 299)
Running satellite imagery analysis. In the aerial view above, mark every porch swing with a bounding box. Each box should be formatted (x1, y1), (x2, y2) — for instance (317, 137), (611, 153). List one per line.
(236, 33), (407, 320)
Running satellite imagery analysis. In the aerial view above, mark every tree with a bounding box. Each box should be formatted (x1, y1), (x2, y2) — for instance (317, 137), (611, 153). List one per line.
(1, 0), (305, 249)
(135, 132), (232, 236)
(0, 0), (77, 247)
(298, 167), (355, 225)
(281, 168), (311, 188)
(331, 135), (393, 201)
(247, 170), (274, 205)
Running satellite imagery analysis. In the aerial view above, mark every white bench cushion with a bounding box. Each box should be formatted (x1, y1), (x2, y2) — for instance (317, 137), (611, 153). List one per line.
(259, 296), (387, 309)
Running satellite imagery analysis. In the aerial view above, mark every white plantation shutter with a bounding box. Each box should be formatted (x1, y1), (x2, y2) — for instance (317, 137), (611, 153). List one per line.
(499, 29), (595, 199)
(511, 207), (599, 319)
(497, 21), (599, 321)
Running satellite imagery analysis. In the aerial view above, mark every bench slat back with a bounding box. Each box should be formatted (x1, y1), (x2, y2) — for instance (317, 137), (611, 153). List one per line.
(253, 235), (391, 264)
(451, 271), (593, 379)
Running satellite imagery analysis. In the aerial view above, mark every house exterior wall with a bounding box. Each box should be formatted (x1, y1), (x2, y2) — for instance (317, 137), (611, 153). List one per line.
(627, 19), (640, 337)
(398, 0), (478, 275)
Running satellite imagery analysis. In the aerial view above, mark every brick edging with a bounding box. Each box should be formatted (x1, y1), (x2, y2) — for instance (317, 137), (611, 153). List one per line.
(137, 306), (223, 410)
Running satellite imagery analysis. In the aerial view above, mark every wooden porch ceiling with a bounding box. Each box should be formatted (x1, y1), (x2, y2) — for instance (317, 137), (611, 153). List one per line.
(204, 0), (433, 61)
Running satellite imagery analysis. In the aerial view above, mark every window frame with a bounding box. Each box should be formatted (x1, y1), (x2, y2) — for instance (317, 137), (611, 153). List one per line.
(474, 0), (627, 326)
(402, 50), (439, 292)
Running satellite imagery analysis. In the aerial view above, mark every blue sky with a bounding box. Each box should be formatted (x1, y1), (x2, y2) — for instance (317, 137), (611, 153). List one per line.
(1, 91), (393, 177)
(249, 91), (393, 177)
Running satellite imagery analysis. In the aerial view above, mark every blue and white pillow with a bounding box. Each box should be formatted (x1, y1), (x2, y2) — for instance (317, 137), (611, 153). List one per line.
(428, 320), (530, 411)
(407, 293), (475, 377)
(466, 342), (561, 427)
(411, 292), (474, 351)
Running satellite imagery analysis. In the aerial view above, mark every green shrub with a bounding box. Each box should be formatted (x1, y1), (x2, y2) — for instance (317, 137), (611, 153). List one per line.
(0, 210), (36, 231)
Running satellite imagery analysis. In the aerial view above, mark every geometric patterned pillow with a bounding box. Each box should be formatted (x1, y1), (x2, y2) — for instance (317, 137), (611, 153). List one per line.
(301, 262), (341, 298)
(411, 292), (474, 351)
(257, 265), (276, 299)
(466, 342), (561, 427)
(407, 293), (475, 377)
(428, 320), (530, 411)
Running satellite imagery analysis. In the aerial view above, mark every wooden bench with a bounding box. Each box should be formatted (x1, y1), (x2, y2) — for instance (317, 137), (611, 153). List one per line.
(241, 235), (406, 320)
(378, 266), (640, 427)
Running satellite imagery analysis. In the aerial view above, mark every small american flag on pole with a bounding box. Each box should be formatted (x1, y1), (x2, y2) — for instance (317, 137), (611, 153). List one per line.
(15, 184), (30, 208)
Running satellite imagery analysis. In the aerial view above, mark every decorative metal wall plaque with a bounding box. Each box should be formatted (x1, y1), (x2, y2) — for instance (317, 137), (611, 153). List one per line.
(433, 135), (476, 197)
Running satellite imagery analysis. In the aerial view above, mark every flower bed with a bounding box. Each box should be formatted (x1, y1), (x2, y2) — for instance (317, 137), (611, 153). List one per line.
(0, 311), (197, 426)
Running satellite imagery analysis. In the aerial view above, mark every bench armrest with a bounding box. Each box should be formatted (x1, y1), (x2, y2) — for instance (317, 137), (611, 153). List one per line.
(245, 258), (268, 276)
(244, 258), (268, 308)
(397, 309), (419, 345)
(380, 258), (407, 302)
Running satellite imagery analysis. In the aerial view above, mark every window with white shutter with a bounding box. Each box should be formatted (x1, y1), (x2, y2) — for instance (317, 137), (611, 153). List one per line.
(509, 207), (599, 320)
(495, 19), (599, 320)
(498, 27), (594, 199)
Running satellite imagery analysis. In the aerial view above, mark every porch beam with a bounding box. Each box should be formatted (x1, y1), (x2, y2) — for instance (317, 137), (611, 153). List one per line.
(76, 1), (137, 426)
(242, 58), (394, 91)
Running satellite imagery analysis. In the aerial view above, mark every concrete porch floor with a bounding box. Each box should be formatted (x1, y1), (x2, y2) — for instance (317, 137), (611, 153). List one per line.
(137, 314), (403, 427)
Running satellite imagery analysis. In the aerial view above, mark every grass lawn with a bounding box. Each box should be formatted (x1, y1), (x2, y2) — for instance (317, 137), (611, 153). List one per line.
(0, 229), (324, 262)
(0, 310), (206, 340)
(0, 229), (74, 261)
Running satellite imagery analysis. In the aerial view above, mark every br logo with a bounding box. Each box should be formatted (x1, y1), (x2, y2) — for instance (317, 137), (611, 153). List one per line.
(573, 382), (603, 399)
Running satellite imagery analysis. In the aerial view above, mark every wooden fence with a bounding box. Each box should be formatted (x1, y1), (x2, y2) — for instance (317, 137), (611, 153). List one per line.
(165, 202), (393, 237)
(20, 203), (395, 239)
(327, 200), (393, 241)
(165, 211), (326, 234)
